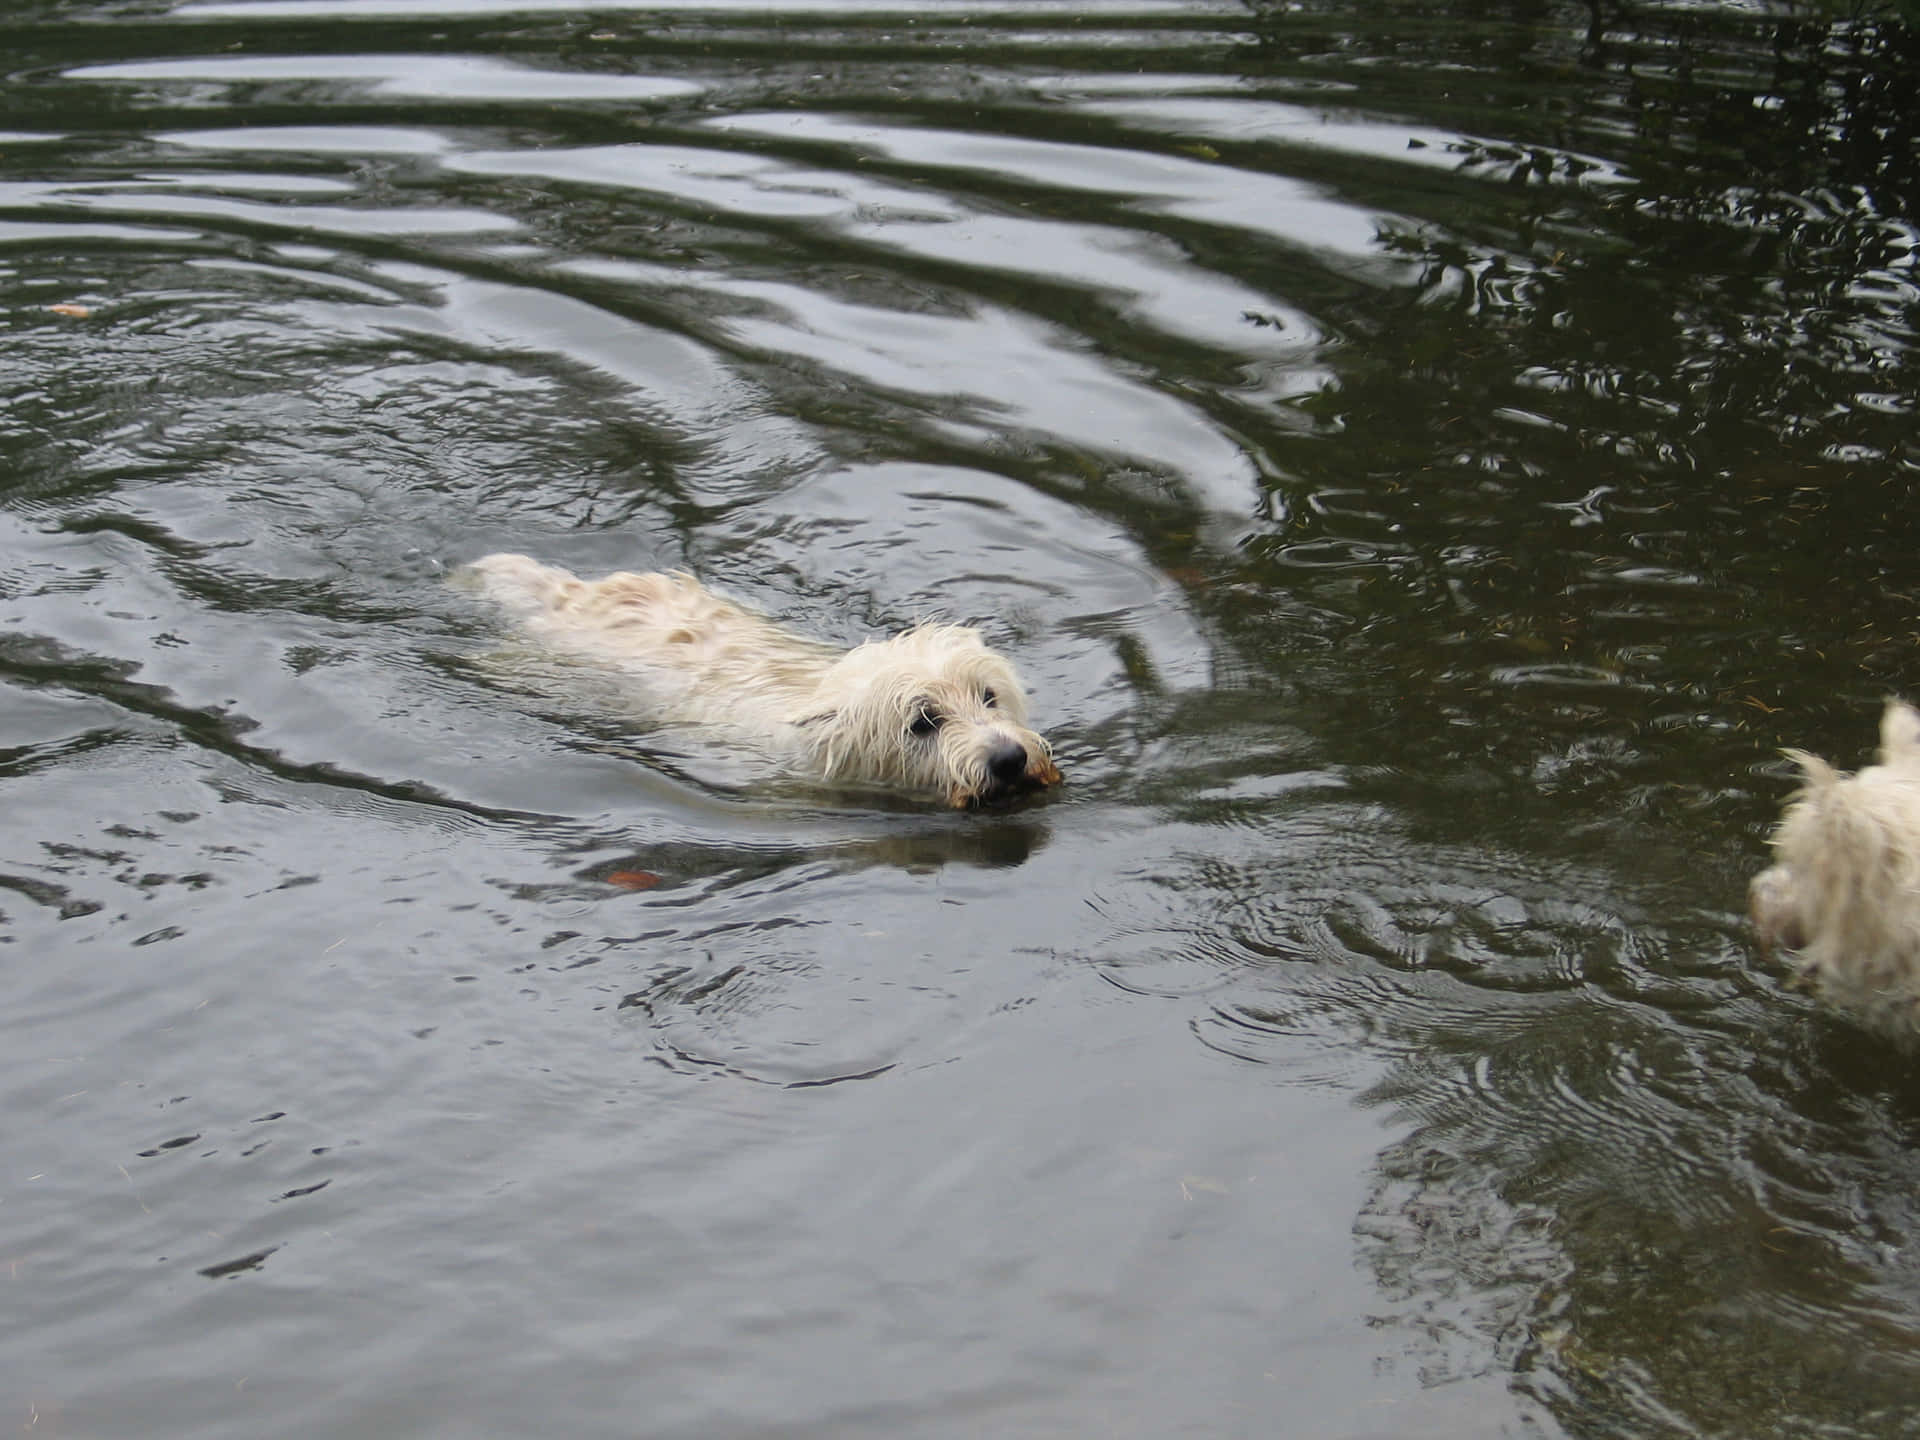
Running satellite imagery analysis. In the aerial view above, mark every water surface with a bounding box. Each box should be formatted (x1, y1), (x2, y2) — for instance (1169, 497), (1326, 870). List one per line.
(5, 1), (1919, 1435)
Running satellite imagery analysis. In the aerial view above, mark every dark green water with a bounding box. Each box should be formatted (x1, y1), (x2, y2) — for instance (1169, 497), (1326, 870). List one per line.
(4, 1), (1918, 1435)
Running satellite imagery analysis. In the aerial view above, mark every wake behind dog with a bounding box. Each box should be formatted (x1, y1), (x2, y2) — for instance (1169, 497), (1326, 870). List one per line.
(460, 552), (1061, 808)
(1751, 699), (1920, 1041)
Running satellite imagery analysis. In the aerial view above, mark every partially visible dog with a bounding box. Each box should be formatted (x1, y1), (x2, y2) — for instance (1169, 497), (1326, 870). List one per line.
(1751, 700), (1920, 1040)
(459, 552), (1061, 808)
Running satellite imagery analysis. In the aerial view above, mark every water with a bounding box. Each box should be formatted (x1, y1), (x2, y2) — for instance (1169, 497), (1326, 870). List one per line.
(4, 1), (1919, 1435)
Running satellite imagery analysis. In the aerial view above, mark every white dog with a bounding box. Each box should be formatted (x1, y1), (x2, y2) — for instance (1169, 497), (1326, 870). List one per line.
(460, 552), (1061, 808)
(1751, 700), (1920, 1040)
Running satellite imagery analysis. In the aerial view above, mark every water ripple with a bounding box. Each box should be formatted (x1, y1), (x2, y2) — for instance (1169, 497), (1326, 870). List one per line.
(74, 54), (707, 104)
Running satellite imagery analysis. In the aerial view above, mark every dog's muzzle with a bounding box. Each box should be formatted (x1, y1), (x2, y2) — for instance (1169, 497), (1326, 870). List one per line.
(986, 738), (1029, 788)
(951, 742), (1063, 809)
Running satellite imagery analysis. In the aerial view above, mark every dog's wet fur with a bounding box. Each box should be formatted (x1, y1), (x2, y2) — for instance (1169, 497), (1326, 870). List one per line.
(461, 553), (1060, 808)
(1752, 700), (1920, 1041)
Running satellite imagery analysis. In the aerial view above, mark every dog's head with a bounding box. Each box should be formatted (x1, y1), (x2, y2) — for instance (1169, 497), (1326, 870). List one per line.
(793, 623), (1061, 807)
(1748, 864), (1806, 962)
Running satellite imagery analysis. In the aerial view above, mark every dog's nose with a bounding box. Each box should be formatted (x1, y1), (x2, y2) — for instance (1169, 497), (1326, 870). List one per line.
(986, 738), (1028, 786)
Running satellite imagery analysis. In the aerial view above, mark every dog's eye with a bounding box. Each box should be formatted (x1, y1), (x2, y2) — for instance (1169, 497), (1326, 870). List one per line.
(982, 688), (998, 708)
(909, 707), (943, 738)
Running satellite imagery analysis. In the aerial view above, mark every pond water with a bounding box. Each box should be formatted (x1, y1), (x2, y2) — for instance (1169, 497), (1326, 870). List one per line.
(5, 0), (1919, 1434)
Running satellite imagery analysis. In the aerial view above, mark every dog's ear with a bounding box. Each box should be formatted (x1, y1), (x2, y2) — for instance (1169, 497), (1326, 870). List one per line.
(1881, 700), (1920, 764)
(1784, 748), (1837, 789)
(792, 709), (839, 729)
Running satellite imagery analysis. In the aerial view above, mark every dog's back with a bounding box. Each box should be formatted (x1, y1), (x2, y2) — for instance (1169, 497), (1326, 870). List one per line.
(460, 551), (845, 725)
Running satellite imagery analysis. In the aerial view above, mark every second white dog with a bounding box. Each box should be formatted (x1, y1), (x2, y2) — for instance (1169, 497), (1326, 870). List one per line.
(460, 552), (1061, 808)
(1751, 699), (1920, 1041)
